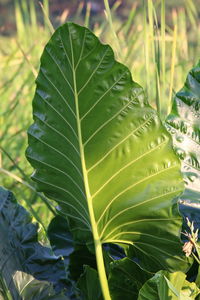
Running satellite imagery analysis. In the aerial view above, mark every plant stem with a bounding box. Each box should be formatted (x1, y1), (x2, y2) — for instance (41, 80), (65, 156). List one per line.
(95, 240), (111, 300)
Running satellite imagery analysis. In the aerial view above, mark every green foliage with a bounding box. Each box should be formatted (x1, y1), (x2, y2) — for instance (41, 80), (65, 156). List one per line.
(1, 0), (200, 217)
(1, 1), (200, 299)
(166, 61), (200, 205)
(77, 266), (103, 300)
(25, 22), (191, 298)
(6, 272), (68, 300)
(108, 258), (152, 299)
(0, 187), (69, 299)
(138, 270), (200, 300)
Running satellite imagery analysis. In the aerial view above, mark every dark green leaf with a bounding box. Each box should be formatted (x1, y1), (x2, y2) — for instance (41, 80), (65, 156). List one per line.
(47, 215), (74, 265)
(77, 266), (103, 300)
(69, 245), (97, 281)
(108, 258), (153, 300)
(0, 187), (68, 298)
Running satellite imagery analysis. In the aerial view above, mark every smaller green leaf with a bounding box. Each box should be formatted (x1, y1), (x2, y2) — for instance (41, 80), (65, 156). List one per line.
(47, 215), (74, 265)
(138, 270), (200, 300)
(13, 271), (68, 300)
(108, 257), (153, 300)
(69, 245), (97, 281)
(77, 266), (103, 300)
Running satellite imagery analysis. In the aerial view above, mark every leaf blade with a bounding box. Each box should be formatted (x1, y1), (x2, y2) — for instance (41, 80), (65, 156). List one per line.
(26, 22), (190, 276)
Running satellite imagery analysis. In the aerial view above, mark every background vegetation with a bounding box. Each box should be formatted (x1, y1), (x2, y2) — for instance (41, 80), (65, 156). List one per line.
(1, 0), (200, 231)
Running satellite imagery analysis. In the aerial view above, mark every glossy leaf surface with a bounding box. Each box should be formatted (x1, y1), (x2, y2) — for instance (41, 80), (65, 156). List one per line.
(26, 22), (189, 281)
(166, 61), (200, 205)
(0, 187), (68, 298)
(138, 270), (200, 300)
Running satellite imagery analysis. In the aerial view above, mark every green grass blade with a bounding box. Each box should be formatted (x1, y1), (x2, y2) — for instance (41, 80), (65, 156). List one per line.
(84, 2), (91, 28)
(39, 1), (54, 34)
(168, 24), (177, 115)
(103, 0), (122, 60)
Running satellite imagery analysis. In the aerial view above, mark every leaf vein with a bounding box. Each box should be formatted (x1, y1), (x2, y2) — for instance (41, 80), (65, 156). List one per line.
(81, 70), (128, 122)
(88, 114), (154, 172)
(101, 189), (180, 239)
(77, 47), (109, 95)
(92, 140), (167, 199)
(26, 154), (86, 200)
(36, 90), (78, 140)
(28, 133), (83, 179)
(33, 113), (80, 155)
(33, 176), (90, 225)
(40, 68), (76, 118)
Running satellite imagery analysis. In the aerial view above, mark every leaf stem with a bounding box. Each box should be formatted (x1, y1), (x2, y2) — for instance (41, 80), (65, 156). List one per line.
(95, 240), (111, 300)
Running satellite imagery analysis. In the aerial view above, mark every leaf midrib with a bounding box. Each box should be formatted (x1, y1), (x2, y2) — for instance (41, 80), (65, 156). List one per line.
(68, 24), (111, 299)
(67, 25), (101, 246)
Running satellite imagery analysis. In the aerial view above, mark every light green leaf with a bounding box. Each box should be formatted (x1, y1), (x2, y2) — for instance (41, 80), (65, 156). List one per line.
(26, 22), (190, 298)
(12, 271), (68, 300)
(138, 270), (200, 300)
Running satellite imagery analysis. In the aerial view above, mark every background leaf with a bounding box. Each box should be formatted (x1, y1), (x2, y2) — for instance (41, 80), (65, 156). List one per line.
(166, 60), (200, 207)
(47, 215), (74, 266)
(108, 257), (153, 300)
(0, 187), (68, 298)
(77, 266), (103, 300)
(11, 271), (68, 300)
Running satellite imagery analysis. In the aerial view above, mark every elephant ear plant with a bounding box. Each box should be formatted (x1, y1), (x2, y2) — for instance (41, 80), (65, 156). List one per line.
(3, 22), (200, 299)
(24, 22), (191, 299)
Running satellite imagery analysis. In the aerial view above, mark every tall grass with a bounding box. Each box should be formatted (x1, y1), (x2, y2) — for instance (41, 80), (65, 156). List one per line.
(1, 0), (199, 230)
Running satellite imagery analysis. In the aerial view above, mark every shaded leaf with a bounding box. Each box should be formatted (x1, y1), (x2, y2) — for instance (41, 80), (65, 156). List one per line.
(0, 187), (68, 298)
(69, 245), (97, 281)
(108, 257), (152, 300)
(77, 266), (103, 300)
(47, 215), (74, 266)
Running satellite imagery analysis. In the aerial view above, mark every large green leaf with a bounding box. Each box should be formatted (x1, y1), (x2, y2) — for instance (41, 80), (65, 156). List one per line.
(26, 22), (190, 298)
(138, 270), (200, 300)
(0, 187), (68, 298)
(166, 61), (200, 205)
